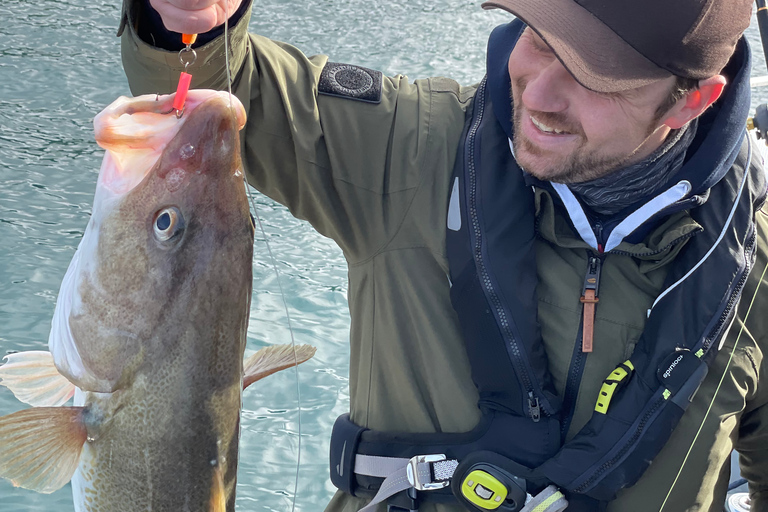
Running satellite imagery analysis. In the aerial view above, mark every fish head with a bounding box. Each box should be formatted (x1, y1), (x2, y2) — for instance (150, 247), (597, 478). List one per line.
(50, 91), (254, 393)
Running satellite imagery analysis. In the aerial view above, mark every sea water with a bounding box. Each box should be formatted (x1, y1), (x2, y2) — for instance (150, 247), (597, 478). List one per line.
(0, 1), (765, 510)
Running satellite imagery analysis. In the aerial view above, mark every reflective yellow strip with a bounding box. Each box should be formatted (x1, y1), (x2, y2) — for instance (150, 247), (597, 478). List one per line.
(531, 491), (565, 512)
(663, 389), (671, 400)
(695, 348), (704, 358)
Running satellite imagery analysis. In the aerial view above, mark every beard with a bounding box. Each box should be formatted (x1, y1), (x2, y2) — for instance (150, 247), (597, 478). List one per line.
(510, 81), (656, 184)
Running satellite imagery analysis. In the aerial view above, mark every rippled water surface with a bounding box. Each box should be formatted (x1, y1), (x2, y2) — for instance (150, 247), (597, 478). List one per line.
(0, 1), (767, 510)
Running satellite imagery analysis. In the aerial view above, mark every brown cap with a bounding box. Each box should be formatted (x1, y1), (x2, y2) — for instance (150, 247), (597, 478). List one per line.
(482, 0), (753, 93)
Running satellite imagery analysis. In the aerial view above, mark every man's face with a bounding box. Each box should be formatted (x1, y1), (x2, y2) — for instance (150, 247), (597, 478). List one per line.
(508, 28), (678, 183)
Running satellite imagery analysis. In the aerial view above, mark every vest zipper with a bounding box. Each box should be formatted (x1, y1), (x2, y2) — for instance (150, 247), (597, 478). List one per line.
(465, 79), (548, 421)
(528, 391), (541, 422)
(702, 229), (757, 351)
(573, 394), (666, 493)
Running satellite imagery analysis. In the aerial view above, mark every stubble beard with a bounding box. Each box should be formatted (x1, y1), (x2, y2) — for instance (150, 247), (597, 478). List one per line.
(510, 82), (649, 184)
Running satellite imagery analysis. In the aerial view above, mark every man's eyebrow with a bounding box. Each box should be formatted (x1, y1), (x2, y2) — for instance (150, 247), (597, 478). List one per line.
(528, 30), (551, 50)
(530, 33), (546, 48)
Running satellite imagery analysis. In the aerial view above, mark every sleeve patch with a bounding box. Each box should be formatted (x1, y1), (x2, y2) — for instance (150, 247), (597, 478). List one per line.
(318, 62), (382, 104)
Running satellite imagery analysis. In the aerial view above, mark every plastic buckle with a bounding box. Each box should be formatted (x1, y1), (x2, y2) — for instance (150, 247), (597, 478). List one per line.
(407, 454), (450, 491)
(387, 488), (419, 512)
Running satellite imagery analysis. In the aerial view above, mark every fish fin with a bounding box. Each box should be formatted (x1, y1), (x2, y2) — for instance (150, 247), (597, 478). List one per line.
(0, 407), (87, 493)
(209, 464), (227, 512)
(49, 247), (91, 387)
(242, 344), (316, 390)
(0, 351), (76, 407)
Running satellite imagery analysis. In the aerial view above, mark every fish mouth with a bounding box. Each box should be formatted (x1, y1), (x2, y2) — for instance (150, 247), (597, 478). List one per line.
(94, 91), (246, 195)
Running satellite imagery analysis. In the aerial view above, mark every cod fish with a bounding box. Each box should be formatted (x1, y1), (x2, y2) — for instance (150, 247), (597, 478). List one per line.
(0, 90), (315, 511)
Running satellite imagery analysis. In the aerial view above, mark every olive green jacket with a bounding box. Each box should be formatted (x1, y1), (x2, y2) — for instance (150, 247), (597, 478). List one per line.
(120, 2), (768, 510)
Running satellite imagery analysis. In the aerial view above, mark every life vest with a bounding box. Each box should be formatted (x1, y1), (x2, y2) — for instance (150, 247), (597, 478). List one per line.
(329, 21), (766, 512)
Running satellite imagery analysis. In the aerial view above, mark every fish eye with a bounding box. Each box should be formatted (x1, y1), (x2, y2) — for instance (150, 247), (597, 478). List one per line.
(153, 207), (184, 242)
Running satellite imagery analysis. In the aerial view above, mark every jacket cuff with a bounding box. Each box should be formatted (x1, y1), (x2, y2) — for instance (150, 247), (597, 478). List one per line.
(120, 0), (253, 96)
(124, 0), (251, 51)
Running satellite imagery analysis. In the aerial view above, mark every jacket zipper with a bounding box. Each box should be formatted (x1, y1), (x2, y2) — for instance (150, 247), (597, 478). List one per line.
(465, 80), (547, 421)
(560, 253), (603, 439)
(560, 317), (585, 440)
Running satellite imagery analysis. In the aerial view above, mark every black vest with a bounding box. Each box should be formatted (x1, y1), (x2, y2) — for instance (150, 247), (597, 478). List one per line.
(444, 77), (765, 500)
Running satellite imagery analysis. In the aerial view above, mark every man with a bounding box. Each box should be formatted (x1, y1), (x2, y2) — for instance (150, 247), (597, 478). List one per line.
(119, 0), (768, 510)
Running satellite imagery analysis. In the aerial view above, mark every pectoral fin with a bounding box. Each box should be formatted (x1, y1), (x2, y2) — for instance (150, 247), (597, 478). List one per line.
(0, 407), (87, 493)
(243, 344), (316, 390)
(0, 351), (76, 407)
(209, 464), (226, 512)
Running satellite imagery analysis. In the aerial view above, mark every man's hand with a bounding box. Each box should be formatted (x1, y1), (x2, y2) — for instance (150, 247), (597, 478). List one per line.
(149, 0), (244, 34)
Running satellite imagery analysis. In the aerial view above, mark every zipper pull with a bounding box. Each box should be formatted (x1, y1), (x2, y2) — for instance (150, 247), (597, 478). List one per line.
(594, 221), (605, 254)
(528, 391), (541, 422)
(579, 255), (602, 353)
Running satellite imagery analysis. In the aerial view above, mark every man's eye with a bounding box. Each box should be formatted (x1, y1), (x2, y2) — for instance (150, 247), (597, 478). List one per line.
(532, 38), (550, 53)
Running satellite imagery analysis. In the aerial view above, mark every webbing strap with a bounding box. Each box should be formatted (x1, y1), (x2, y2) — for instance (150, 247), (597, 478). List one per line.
(354, 454), (410, 478)
(521, 485), (568, 512)
(356, 465), (412, 512)
(354, 454), (458, 512)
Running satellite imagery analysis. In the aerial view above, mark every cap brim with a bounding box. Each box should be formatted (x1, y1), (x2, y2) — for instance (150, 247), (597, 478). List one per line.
(482, 0), (673, 93)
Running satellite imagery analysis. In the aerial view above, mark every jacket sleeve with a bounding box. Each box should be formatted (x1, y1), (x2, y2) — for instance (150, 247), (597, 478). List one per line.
(119, 0), (450, 263)
(735, 209), (768, 507)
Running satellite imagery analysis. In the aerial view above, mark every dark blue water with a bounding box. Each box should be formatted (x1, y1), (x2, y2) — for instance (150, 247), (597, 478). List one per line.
(0, 1), (765, 510)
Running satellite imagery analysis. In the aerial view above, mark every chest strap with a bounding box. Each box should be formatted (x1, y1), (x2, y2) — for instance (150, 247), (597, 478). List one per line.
(352, 450), (567, 512)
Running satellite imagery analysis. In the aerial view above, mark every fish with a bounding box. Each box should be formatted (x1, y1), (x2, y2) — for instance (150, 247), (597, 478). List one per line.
(0, 90), (315, 511)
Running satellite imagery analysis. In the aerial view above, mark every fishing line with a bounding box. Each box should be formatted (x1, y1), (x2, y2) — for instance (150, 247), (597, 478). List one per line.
(223, 9), (303, 512)
(658, 247), (768, 511)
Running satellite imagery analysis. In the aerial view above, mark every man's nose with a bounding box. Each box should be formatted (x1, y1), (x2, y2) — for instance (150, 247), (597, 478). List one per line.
(520, 60), (572, 113)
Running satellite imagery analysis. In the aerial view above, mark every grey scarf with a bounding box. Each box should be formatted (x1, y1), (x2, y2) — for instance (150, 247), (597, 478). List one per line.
(567, 119), (698, 218)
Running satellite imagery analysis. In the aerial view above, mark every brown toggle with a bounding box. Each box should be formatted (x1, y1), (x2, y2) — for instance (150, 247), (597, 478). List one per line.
(580, 290), (599, 353)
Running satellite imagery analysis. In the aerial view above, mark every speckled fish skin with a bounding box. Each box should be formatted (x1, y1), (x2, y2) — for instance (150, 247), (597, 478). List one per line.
(67, 92), (253, 512)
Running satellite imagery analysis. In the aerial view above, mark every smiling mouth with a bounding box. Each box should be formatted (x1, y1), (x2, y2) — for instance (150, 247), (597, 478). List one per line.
(530, 115), (571, 135)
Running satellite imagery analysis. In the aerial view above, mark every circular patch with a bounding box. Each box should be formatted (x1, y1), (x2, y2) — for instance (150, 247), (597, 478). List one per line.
(328, 65), (374, 96)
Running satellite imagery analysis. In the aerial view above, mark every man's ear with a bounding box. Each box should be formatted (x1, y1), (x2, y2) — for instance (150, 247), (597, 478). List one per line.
(663, 76), (727, 129)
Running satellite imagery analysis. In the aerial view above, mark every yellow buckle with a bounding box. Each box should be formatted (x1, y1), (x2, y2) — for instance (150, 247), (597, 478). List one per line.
(595, 360), (635, 414)
(461, 469), (508, 510)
